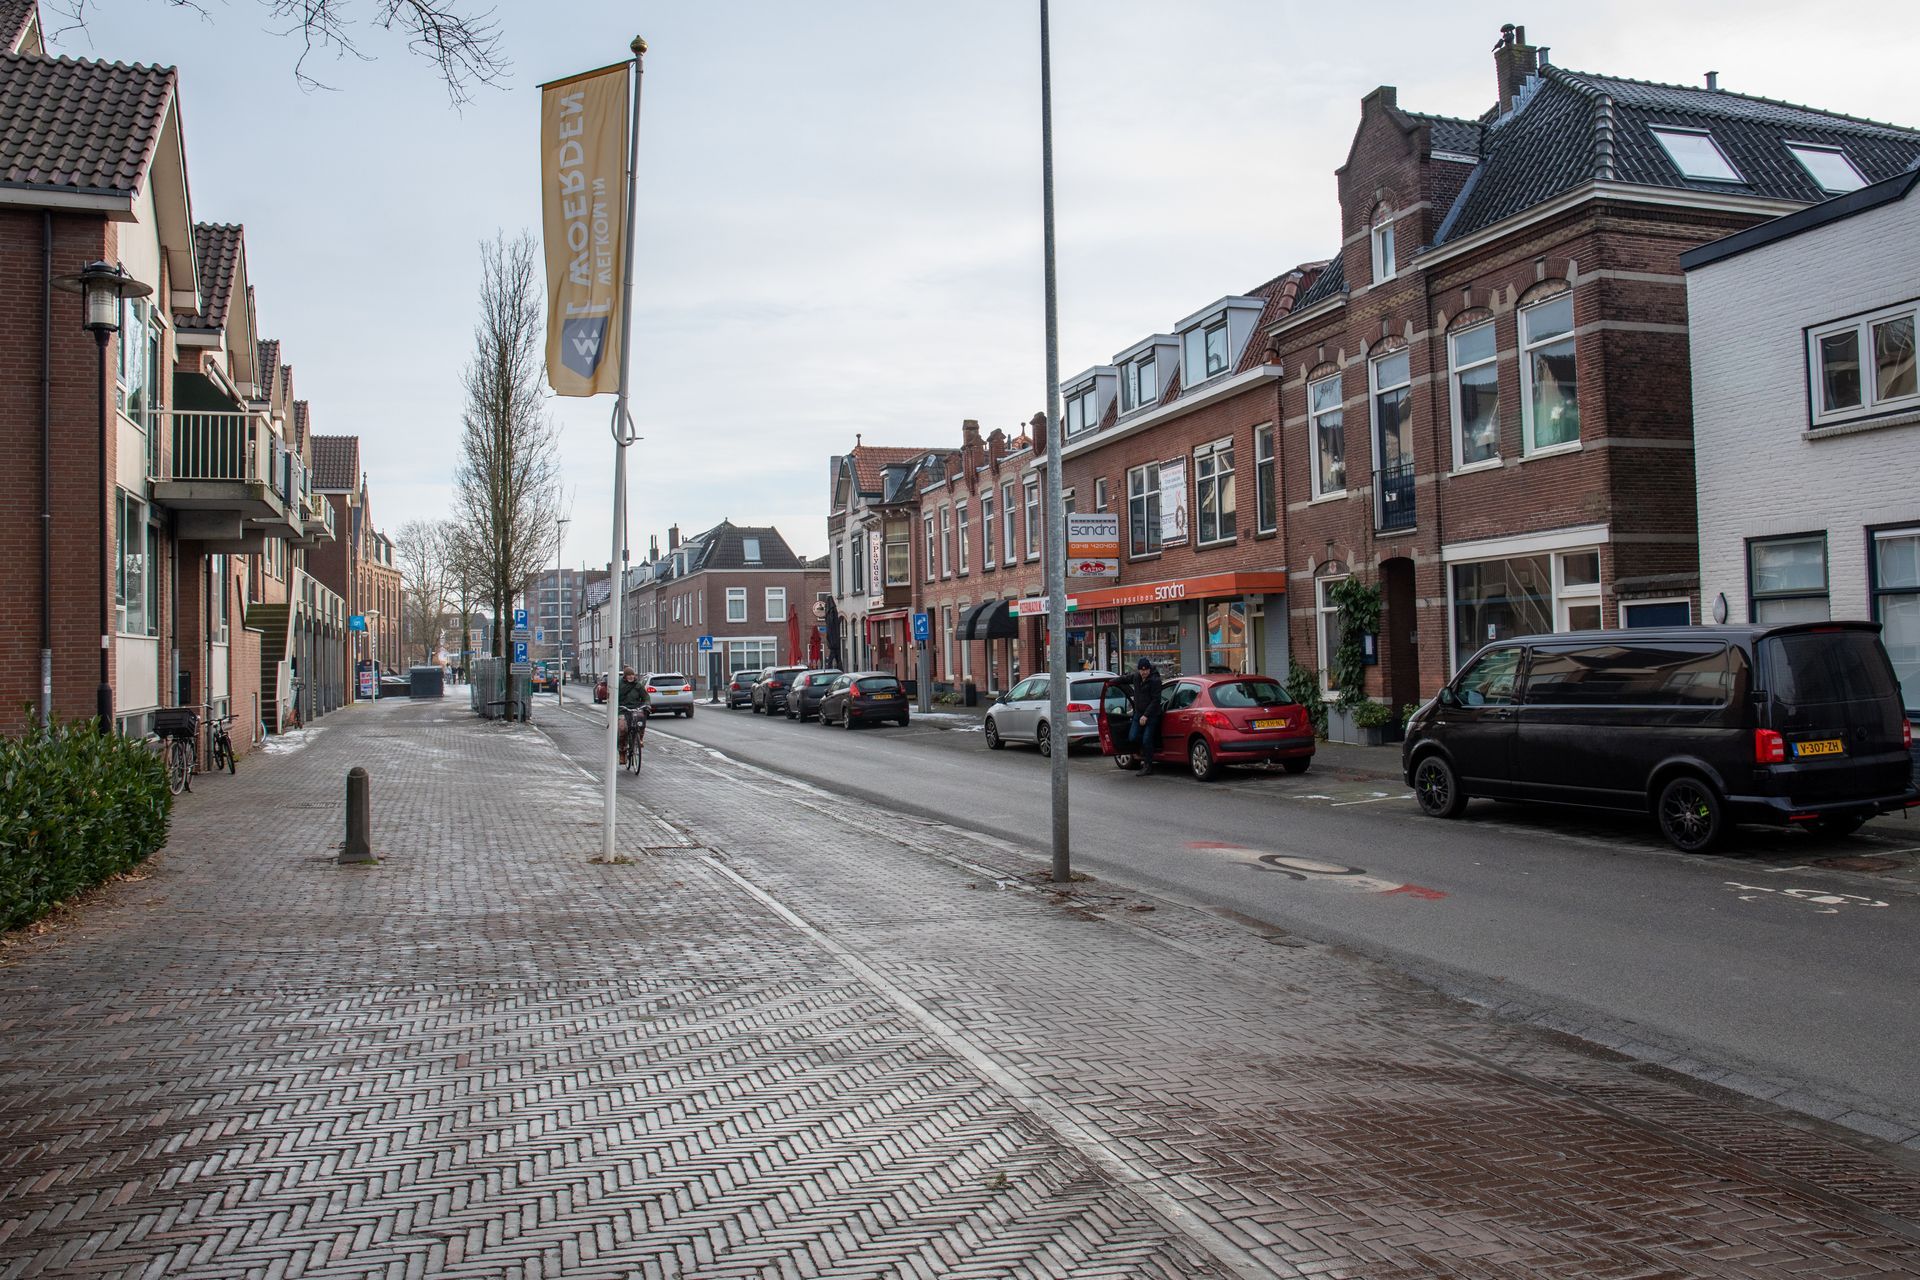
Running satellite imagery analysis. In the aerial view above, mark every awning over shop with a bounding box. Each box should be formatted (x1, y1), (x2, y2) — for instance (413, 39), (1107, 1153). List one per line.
(1072, 570), (1288, 612)
(959, 598), (1019, 640)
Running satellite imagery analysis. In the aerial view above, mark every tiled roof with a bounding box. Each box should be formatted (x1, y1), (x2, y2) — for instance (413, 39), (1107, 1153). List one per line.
(310, 434), (359, 491)
(0, 52), (175, 198)
(1232, 266), (1320, 372)
(1411, 111), (1482, 158)
(256, 339), (280, 386)
(292, 400), (309, 447)
(686, 522), (804, 572)
(178, 222), (241, 333)
(1, 1), (38, 53)
(1293, 252), (1346, 309)
(1438, 66), (1920, 245)
(850, 444), (941, 494)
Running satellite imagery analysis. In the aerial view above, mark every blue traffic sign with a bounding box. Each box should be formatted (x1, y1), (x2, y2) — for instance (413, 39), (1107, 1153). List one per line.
(513, 607), (529, 631)
(697, 635), (714, 652)
(348, 614), (367, 632)
(513, 640), (529, 663)
(911, 612), (930, 643)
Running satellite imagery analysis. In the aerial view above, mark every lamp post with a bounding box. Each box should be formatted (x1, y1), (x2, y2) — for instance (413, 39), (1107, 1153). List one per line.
(555, 516), (570, 706)
(52, 260), (151, 734)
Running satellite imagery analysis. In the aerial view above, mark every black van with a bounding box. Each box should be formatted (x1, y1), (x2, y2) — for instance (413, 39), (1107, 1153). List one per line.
(1401, 622), (1917, 852)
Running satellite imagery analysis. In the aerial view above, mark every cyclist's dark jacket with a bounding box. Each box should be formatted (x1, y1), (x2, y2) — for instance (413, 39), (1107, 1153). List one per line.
(618, 676), (648, 711)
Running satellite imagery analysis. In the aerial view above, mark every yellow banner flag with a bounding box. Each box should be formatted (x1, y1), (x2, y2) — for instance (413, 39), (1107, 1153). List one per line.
(540, 62), (629, 397)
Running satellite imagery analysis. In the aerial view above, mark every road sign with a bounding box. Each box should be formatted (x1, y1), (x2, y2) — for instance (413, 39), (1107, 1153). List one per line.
(348, 614), (366, 632)
(513, 607), (529, 631)
(911, 612), (930, 642)
(510, 662), (533, 675)
(697, 635), (714, 652)
(513, 640), (529, 663)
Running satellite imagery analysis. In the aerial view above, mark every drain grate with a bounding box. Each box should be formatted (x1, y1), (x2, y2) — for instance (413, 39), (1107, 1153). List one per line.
(1814, 854), (1902, 873)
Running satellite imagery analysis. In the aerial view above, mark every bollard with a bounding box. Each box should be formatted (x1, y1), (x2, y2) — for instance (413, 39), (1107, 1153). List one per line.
(340, 766), (375, 864)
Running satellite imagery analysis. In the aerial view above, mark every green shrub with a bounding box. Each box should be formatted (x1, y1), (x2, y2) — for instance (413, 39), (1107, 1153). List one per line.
(1351, 699), (1395, 729)
(0, 718), (172, 932)
(1328, 577), (1382, 711)
(1285, 659), (1328, 739)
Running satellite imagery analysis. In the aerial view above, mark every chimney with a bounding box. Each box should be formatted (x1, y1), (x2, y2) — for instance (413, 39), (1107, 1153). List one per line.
(1705, 70), (1719, 91)
(988, 427), (1006, 459)
(1493, 23), (1538, 115)
(1028, 411), (1049, 458)
(668, 524), (680, 551)
(961, 418), (982, 449)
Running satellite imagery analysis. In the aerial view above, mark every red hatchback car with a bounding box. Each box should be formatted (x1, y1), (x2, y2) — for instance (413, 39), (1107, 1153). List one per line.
(1098, 673), (1315, 780)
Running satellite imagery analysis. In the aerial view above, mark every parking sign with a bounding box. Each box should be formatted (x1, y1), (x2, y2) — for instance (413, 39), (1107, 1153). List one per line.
(911, 612), (930, 643)
(513, 607), (529, 631)
(513, 640), (529, 663)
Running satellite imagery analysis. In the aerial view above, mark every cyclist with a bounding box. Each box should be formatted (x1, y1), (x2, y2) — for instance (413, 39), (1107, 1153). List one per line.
(617, 665), (649, 765)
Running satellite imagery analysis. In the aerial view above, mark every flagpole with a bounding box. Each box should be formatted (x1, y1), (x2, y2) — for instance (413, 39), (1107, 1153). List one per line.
(604, 35), (646, 862)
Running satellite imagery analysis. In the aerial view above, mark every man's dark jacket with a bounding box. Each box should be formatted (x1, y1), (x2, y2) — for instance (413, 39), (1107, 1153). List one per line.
(1120, 669), (1163, 723)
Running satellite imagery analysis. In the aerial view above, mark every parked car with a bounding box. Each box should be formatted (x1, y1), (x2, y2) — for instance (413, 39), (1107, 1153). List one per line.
(784, 669), (844, 721)
(1097, 673), (1314, 781)
(985, 671), (1117, 756)
(1401, 622), (1918, 853)
(751, 665), (807, 715)
(818, 671), (910, 728)
(594, 675), (608, 703)
(726, 668), (764, 709)
(643, 671), (695, 718)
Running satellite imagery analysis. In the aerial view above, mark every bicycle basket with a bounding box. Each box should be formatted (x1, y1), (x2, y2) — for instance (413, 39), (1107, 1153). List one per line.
(154, 708), (200, 740)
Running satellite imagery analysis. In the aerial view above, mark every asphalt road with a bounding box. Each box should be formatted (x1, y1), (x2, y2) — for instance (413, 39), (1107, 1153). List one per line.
(554, 692), (1920, 1135)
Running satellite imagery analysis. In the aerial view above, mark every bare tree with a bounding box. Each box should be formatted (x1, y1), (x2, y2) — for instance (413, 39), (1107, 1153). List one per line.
(51, 0), (508, 105)
(444, 524), (487, 676)
(396, 517), (454, 666)
(453, 232), (561, 662)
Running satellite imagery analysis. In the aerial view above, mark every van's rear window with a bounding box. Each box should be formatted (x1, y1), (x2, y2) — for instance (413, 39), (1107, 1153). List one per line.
(1764, 632), (1898, 705)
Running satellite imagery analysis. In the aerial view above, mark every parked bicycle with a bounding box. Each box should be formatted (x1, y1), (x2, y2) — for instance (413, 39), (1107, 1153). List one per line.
(207, 711), (237, 775)
(154, 707), (200, 796)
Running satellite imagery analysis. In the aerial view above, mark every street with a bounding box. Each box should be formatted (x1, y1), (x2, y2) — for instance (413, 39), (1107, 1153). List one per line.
(595, 692), (1920, 1137)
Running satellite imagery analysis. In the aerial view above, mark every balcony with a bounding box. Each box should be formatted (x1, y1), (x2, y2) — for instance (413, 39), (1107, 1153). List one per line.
(1375, 460), (1416, 533)
(150, 409), (285, 542)
(297, 490), (337, 546)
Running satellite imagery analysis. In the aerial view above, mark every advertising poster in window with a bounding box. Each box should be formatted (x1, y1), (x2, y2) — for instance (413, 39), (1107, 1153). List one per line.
(1066, 513), (1120, 579)
(1159, 458), (1189, 546)
(867, 533), (885, 604)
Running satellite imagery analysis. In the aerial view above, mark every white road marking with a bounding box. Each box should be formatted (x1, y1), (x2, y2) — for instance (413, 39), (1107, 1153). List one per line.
(1725, 881), (1888, 913)
(1329, 791), (1413, 807)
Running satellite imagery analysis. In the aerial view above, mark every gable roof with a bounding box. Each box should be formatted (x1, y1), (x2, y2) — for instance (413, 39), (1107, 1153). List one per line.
(850, 444), (941, 495)
(256, 339), (280, 389)
(292, 400), (310, 448)
(311, 434), (359, 492)
(178, 222), (242, 333)
(1437, 65), (1920, 245)
(0, 52), (176, 199)
(1410, 110), (1482, 158)
(1680, 164), (1920, 272)
(1293, 252), (1344, 308)
(1, 1), (40, 54)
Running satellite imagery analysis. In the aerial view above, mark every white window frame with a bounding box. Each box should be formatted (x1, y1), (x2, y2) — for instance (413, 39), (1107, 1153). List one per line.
(956, 502), (971, 575)
(1126, 462), (1162, 558)
(1748, 533), (1831, 623)
(1094, 476), (1110, 512)
(1448, 319), (1501, 472)
(1192, 437), (1236, 547)
(923, 515), (936, 583)
(1552, 550), (1604, 631)
(1442, 543), (1606, 669)
(1785, 143), (1866, 194)
(1807, 299), (1919, 428)
(1065, 383), (1098, 436)
(726, 587), (747, 622)
(1519, 291), (1580, 456)
(940, 507), (952, 579)
(1121, 354), (1157, 413)
(765, 586), (786, 622)
(1649, 126), (1743, 183)
(1254, 423), (1276, 534)
(741, 536), (762, 564)
(981, 489), (996, 568)
(884, 527), (910, 587)
(1001, 481), (1017, 561)
(1622, 597), (1693, 628)
(1023, 479), (1040, 558)
(1308, 373), (1346, 499)
(1370, 215), (1396, 283)
(1315, 576), (1346, 697)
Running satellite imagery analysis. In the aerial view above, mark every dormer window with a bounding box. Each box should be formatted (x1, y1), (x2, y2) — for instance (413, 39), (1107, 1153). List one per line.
(1370, 208), (1397, 283)
(1786, 143), (1866, 194)
(1065, 383), (1098, 435)
(1649, 127), (1742, 183)
(1121, 354), (1158, 413)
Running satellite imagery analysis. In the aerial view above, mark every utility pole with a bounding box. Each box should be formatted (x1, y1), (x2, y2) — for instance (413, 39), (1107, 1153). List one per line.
(1039, 0), (1071, 883)
(555, 515), (569, 707)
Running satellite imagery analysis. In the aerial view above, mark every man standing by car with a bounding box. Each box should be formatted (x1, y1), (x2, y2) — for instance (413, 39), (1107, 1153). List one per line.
(1117, 658), (1164, 774)
(617, 666), (648, 764)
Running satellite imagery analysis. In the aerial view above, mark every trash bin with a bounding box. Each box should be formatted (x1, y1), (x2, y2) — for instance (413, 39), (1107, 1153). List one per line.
(409, 665), (444, 699)
(963, 681), (978, 707)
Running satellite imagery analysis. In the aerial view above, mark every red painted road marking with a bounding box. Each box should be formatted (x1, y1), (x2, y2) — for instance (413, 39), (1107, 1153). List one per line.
(1383, 884), (1448, 900)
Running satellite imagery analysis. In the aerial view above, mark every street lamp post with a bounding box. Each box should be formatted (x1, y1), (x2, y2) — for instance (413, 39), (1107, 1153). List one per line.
(53, 261), (151, 734)
(1038, 1), (1071, 882)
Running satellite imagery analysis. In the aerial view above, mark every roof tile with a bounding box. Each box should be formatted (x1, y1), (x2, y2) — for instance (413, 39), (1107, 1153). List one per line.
(310, 434), (359, 491)
(178, 222), (241, 333)
(0, 52), (174, 198)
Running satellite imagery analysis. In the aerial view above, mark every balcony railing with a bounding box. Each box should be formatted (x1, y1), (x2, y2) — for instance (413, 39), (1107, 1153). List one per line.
(1375, 459), (1416, 532)
(164, 410), (276, 488)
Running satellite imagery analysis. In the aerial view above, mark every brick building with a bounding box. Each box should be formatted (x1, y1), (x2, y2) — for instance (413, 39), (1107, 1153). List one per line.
(827, 440), (942, 673)
(518, 566), (607, 679)
(1682, 167), (1920, 718)
(309, 434), (401, 700)
(1259, 26), (1920, 718)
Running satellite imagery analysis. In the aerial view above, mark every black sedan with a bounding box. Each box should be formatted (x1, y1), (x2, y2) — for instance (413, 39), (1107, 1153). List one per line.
(725, 668), (764, 709)
(783, 669), (844, 721)
(817, 671), (909, 728)
(751, 665), (807, 715)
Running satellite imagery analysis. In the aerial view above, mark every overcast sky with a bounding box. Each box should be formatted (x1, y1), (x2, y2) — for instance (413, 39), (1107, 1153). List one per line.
(55, 1), (1920, 567)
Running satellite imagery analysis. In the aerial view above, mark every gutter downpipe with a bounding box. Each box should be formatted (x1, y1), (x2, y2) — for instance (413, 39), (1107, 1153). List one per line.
(40, 213), (52, 723)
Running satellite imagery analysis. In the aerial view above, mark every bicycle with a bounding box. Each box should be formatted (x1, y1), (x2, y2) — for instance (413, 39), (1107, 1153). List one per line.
(207, 712), (236, 775)
(154, 707), (199, 796)
(621, 705), (648, 773)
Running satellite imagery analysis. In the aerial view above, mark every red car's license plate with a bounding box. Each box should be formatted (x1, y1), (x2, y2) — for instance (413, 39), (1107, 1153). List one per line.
(1254, 717), (1288, 730)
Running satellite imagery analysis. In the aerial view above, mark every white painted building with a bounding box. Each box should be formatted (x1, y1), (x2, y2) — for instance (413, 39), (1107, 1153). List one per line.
(1682, 167), (1920, 716)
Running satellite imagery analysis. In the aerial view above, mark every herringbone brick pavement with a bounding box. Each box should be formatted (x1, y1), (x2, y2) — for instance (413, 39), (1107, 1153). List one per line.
(0, 700), (1222, 1280)
(561, 709), (1920, 1280)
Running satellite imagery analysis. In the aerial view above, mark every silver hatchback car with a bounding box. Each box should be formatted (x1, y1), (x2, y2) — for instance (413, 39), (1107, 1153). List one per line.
(984, 671), (1117, 757)
(644, 671), (696, 718)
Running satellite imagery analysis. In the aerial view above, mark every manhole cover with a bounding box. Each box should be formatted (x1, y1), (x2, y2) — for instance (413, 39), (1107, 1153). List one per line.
(1814, 855), (1902, 873)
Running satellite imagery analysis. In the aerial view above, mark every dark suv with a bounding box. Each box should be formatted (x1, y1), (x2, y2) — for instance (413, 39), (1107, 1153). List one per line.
(751, 666), (807, 716)
(1402, 622), (1916, 852)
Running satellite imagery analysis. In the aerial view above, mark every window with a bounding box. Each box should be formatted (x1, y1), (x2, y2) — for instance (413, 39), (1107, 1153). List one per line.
(765, 586), (786, 622)
(956, 503), (971, 574)
(1555, 550), (1603, 631)
(1063, 488), (1075, 517)
(1809, 302), (1918, 426)
(1525, 643), (1731, 707)
(1315, 576), (1346, 695)
(940, 507), (952, 577)
(923, 516), (937, 582)
(1254, 425), (1276, 534)
(741, 537), (762, 564)
(116, 491), (148, 635)
(1065, 383), (1098, 436)
(1193, 438), (1236, 545)
(117, 297), (151, 425)
(729, 638), (776, 675)
(1623, 599), (1693, 628)
(832, 544), (842, 596)
(1370, 210), (1396, 283)
(941, 604), (954, 679)
(1450, 555), (1552, 667)
(1204, 319), (1230, 378)
(211, 556), (229, 643)
(1871, 528), (1919, 711)
(1001, 482), (1016, 561)
(1449, 321), (1500, 468)
(1454, 647), (1522, 706)
(1786, 143), (1866, 194)
(1520, 293), (1579, 452)
(726, 587), (747, 622)
(1370, 348), (1412, 470)
(1649, 127), (1742, 182)
(145, 522), (160, 637)
(981, 489), (996, 567)
(1309, 374), (1345, 497)
(1748, 534), (1829, 623)
(885, 527), (910, 586)
(1127, 463), (1162, 557)
(1121, 354), (1157, 413)
(1094, 477), (1109, 512)
(1183, 316), (1232, 383)
(851, 533), (866, 594)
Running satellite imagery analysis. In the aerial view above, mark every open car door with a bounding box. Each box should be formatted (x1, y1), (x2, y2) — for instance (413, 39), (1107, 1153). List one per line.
(1098, 680), (1138, 767)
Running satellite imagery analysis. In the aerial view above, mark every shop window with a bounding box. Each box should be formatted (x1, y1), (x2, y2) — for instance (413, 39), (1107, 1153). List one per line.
(1748, 534), (1829, 623)
(1205, 601), (1248, 673)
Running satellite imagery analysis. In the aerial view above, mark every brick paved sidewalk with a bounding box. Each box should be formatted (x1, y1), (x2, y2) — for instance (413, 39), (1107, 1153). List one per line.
(1, 698), (1917, 1279)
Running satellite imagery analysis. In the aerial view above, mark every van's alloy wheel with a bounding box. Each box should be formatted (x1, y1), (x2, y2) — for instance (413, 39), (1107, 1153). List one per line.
(1413, 755), (1465, 818)
(1657, 775), (1723, 853)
